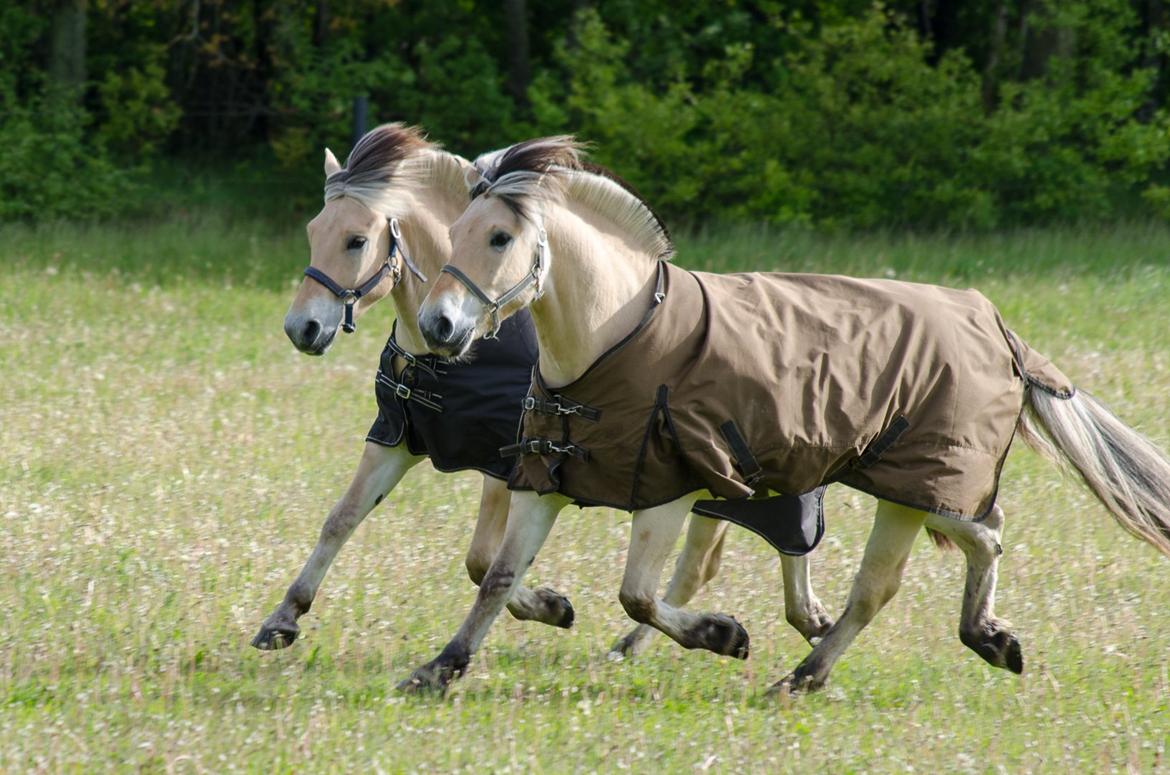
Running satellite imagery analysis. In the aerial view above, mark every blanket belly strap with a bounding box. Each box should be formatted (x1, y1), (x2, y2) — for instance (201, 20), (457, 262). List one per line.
(522, 394), (601, 421)
(501, 438), (590, 461)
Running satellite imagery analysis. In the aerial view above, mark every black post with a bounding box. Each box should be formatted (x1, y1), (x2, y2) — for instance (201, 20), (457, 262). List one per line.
(352, 95), (368, 147)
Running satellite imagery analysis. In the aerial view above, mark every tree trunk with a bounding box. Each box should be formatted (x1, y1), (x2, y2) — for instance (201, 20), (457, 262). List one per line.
(313, 0), (330, 47)
(504, 0), (530, 111)
(253, 0), (274, 141)
(49, 0), (87, 93)
(982, 0), (1009, 108)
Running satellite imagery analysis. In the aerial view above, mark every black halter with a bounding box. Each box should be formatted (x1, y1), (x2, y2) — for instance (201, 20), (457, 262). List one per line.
(440, 225), (549, 339)
(302, 217), (428, 333)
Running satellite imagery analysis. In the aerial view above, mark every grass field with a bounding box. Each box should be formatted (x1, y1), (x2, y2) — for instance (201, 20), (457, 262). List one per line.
(2, 213), (1169, 772)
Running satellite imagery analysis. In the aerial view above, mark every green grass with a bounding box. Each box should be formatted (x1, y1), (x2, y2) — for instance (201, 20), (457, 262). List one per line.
(2, 213), (1169, 772)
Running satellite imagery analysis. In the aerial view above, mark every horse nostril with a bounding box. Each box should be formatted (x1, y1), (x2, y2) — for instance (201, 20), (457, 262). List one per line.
(302, 319), (321, 344)
(434, 315), (454, 343)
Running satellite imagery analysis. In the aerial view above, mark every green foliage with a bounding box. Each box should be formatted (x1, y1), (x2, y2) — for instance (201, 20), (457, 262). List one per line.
(95, 61), (182, 155)
(8, 0), (1170, 228)
(0, 89), (132, 221)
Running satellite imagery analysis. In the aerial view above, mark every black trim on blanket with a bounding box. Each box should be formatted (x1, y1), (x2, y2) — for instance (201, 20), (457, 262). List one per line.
(719, 420), (763, 486)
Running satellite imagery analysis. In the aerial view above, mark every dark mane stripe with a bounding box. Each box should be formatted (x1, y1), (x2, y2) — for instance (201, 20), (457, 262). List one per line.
(477, 136), (674, 258)
(327, 123), (433, 188)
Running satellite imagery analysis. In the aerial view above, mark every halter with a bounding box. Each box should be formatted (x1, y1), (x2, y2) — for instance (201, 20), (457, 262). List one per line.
(440, 223), (549, 339)
(302, 217), (428, 333)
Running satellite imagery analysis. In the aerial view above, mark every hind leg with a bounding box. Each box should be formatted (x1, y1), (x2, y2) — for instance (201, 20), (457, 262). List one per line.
(465, 476), (574, 629)
(781, 554), (834, 644)
(925, 505), (1022, 673)
(618, 499), (750, 659)
(609, 514), (729, 657)
(769, 500), (925, 695)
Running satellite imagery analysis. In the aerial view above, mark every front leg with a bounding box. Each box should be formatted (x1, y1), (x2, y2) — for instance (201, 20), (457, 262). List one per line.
(252, 443), (422, 650)
(398, 490), (569, 694)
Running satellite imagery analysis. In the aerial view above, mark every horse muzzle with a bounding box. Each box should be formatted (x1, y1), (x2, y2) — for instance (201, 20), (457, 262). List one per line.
(418, 305), (475, 358)
(284, 311), (338, 356)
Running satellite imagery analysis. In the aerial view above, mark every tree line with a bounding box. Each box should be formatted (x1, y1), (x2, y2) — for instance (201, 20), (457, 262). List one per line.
(5, 0), (1170, 228)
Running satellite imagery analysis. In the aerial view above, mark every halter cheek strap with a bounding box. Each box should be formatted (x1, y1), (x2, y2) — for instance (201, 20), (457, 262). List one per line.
(440, 224), (550, 340)
(302, 217), (428, 334)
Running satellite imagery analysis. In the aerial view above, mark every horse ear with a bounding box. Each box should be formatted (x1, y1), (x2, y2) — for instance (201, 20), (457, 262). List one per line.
(324, 148), (341, 177)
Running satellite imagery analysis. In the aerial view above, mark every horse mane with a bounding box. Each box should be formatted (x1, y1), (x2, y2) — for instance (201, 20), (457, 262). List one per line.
(471, 136), (675, 260)
(323, 123), (451, 215)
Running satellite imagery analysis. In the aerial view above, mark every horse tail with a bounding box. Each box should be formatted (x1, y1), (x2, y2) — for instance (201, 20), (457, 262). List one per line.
(1017, 388), (1170, 557)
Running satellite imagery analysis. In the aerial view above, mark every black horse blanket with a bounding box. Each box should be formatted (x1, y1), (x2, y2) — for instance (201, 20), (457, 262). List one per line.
(367, 304), (824, 554)
(367, 311), (538, 479)
(507, 261), (1074, 522)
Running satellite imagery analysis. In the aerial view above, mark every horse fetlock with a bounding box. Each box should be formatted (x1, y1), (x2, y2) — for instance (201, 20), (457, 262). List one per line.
(960, 619), (1023, 674)
(787, 601), (834, 645)
(685, 614), (749, 659)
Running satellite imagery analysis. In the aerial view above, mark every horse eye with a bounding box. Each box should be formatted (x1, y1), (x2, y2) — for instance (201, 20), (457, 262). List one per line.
(347, 236), (367, 251)
(490, 232), (512, 250)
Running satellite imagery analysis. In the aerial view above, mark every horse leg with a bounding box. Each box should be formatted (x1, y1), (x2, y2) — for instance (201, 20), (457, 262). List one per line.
(609, 514), (729, 657)
(618, 499), (751, 659)
(769, 500), (925, 694)
(780, 553), (834, 644)
(252, 442), (422, 650)
(925, 505), (1022, 673)
(465, 475), (574, 629)
(398, 490), (570, 694)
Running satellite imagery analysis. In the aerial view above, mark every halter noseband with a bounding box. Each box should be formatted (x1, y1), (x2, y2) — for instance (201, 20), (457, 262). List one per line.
(302, 217), (428, 333)
(440, 225), (549, 339)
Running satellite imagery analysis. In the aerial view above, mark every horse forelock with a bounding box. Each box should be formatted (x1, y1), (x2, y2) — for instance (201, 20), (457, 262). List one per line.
(472, 136), (674, 260)
(323, 123), (435, 213)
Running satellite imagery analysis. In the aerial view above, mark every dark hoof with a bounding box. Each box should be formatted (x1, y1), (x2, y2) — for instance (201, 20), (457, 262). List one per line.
(700, 614), (750, 659)
(536, 587), (575, 629)
(608, 632), (641, 660)
(396, 662), (459, 696)
(961, 621), (1024, 674)
(251, 620), (300, 651)
(765, 669), (825, 698)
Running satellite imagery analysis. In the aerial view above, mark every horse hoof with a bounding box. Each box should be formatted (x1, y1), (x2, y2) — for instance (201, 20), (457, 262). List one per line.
(1004, 634), (1024, 675)
(704, 614), (750, 659)
(540, 589), (574, 629)
(961, 620), (1023, 674)
(396, 665), (452, 696)
(766, 670), (824, 698)
(251, 620), (300, 651)
(608, 633), (640, 660)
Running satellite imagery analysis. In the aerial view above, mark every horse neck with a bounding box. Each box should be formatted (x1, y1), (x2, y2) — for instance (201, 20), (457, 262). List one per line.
(388, 153), (471, 355)
(531, 203), (662, 388)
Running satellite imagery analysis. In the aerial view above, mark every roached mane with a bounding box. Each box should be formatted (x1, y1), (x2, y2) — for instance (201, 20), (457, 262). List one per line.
(471, 136), (675, 260)
(323, 123), (437, 215)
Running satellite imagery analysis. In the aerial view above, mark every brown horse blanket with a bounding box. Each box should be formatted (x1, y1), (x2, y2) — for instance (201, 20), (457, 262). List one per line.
(506, 261), (1074, 520)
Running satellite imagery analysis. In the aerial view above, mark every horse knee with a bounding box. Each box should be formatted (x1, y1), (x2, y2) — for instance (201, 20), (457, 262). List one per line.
(465, 552), (490, 586)
(619, 588), (656, 624)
